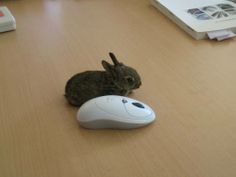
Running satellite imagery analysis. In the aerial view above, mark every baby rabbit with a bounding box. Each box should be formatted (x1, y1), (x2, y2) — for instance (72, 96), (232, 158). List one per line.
(65, 52), (142, 107)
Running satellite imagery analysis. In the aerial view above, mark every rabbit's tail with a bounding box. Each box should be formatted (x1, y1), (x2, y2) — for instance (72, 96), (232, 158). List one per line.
(64, 94), (82, 107)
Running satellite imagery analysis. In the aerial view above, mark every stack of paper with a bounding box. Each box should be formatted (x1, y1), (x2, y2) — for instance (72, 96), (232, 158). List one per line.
(0, 6), (16, 33)
(151, 0), (236, 40)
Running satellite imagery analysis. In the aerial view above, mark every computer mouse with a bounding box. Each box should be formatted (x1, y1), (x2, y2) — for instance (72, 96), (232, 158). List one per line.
(77, 95), (156, 129)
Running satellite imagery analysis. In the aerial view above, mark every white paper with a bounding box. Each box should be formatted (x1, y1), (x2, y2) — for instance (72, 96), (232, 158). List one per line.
(207, 29), (236, 40)
(217, 31), (236, 40)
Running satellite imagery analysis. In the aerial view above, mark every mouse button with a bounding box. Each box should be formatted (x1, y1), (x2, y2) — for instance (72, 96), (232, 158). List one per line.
(95, 98), (127, 117)
(98, 95), (119, 104)
(124, 102), (153, 118)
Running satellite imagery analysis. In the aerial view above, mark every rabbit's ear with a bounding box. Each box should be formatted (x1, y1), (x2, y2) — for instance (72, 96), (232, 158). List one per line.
(109, 52), (120, 65)
(102, 60), (115, 75)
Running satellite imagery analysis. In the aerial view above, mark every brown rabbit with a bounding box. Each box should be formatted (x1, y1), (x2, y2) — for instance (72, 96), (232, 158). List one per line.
(65, 53), (142, 107)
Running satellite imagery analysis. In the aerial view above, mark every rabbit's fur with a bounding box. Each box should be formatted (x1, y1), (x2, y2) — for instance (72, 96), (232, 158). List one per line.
(65, 53), (142, 107)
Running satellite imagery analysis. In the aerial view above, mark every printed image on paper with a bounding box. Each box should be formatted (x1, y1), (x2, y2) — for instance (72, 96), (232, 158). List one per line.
(187, 2), (236, 20)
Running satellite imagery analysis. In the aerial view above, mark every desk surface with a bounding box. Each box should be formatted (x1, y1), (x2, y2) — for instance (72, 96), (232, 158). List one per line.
(1, 1), (236, 177)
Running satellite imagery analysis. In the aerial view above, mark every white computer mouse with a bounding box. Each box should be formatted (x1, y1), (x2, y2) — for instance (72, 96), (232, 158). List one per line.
(77, 95), (156, 129)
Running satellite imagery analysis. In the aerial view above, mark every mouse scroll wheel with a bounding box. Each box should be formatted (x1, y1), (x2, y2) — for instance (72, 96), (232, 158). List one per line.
(132, 102), (145, 108)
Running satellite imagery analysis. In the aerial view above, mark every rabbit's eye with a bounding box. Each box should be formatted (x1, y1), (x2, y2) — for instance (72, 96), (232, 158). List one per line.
(125, 77), (135, 85)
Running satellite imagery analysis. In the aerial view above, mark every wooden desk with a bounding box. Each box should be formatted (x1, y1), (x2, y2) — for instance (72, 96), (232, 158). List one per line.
(0, 1), (236, 177)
